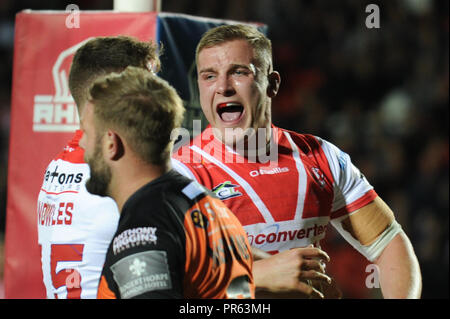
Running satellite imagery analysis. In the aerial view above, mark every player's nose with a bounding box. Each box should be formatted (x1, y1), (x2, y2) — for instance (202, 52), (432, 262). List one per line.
(216, 74), (235, 97)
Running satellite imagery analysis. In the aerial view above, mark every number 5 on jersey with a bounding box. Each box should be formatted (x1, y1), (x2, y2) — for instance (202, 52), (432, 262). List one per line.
(40, 244), (85, 298)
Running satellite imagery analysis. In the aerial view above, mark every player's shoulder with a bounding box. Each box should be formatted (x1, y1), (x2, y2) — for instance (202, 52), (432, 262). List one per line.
(53, 145), (84, 164)
(171, 157), (199, 180)
(278, 127), (324, 154)
(172, 141), (203, 168)
(157, 171), (222, 227)
(122, 170), (207, 217)
(52, 130), (85, 164)
(161, 171), (211, 210)
(172, 126), (218, 166)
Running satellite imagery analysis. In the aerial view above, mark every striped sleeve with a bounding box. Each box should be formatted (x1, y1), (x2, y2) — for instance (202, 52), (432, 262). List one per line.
(317, 137), (377, 219)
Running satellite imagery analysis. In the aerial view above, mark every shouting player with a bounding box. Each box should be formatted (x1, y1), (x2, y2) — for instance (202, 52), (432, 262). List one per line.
(37, 36), (159, 298)
(173, 24), (422, 298)
(80, 66), (254, 299)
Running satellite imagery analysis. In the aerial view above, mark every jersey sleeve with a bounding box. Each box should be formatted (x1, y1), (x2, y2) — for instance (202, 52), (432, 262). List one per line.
(182, 193), (255, 299)
(317, 137), (377, 219)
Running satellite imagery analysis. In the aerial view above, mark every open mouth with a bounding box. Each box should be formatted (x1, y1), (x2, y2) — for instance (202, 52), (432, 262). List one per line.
(217, 102), (244, 123)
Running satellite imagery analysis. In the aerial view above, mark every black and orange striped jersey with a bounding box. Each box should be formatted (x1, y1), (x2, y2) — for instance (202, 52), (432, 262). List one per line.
(97, 170), (254, 299)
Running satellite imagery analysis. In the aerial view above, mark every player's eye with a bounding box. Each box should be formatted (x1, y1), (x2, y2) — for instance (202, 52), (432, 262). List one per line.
(201, 73), (216, 81)
(233, 68), (250, 76)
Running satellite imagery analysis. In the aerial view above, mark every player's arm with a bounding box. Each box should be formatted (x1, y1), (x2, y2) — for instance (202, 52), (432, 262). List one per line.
(98, 224), (185, 299)
(319, 137), (421, 298)
(97, 275), (117, 299)
(334, 197), (422, 298)
(98, 250), (183, 299)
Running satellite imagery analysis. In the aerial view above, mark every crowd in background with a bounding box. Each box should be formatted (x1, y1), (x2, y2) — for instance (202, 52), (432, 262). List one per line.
(0, 0), (448, 298)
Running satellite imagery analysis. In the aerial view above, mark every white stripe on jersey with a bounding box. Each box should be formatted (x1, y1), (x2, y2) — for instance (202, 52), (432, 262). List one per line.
(190, 145), (275, 224)
(283, 132), (308, 221)
(171, 158), (197, 181)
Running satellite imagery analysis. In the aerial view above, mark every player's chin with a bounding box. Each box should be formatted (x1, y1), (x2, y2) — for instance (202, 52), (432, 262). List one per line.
(85, 167), (111, 197)
(85, 177), (108, 197)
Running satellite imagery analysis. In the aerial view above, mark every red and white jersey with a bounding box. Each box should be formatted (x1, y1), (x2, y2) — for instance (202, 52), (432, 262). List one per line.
(37, 130), (119, 298)
(172, 125), (377, 254)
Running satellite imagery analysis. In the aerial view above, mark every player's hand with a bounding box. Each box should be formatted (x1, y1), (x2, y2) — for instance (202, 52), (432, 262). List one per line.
(314, 278), (343, 299)
(252, 246), (332, 299)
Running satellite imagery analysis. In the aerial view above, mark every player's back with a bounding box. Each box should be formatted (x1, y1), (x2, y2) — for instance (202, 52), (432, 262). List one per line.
(98, 170), (254, 299)
(37, 131), (119, 298)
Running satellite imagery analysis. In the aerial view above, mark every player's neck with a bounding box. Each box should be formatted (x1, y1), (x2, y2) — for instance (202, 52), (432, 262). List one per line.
(231, 125), (278, 162)
(109, 158), (170, 212)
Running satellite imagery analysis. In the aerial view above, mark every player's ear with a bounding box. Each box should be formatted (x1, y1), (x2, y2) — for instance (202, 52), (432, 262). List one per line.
(267, 71), (280, 98)
(105, 130), (124, 161)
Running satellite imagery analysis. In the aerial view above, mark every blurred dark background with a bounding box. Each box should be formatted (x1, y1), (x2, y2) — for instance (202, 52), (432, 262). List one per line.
(0, 0), (448, 298)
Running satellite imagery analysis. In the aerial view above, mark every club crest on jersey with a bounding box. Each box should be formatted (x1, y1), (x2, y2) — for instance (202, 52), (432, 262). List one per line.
(212, 181), (242, 201)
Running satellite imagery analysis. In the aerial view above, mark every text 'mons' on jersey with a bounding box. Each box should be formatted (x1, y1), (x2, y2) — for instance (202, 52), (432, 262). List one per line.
(37, 130), (120, 298)
(97, 170), (254, 299)
(172, 125), (377, 255)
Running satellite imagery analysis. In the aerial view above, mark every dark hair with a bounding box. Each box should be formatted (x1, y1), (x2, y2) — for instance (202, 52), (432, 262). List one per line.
(69, 36), (159, 109)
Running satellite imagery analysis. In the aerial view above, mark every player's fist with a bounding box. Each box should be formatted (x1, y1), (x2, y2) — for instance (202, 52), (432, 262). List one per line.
(252, 246), (332, 299)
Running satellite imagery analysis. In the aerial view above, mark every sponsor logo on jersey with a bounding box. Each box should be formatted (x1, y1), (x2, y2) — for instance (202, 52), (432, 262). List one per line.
(33, 39), (92, 132)
(111, 250), (172, 298)
(113, 227), (157, 255)
(129, 258), (147, 276)
(44, 165), (84, 184)
(212, 181), (242, 200)
(245, 219), (329, 250)
(41, 165), (84, 193)
(249, 166), (289, 177)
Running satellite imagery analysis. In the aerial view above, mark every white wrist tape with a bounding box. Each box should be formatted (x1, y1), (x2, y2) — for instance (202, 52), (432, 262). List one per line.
(331, 218), (403, 262)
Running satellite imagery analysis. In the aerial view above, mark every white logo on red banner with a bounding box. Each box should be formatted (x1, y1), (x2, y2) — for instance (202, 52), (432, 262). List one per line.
(33, 39), (92, 132)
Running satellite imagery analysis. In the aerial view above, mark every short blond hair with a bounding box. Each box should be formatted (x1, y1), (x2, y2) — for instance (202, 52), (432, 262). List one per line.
(196, 24), (273, 71)
(88, 66), (185, 165)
